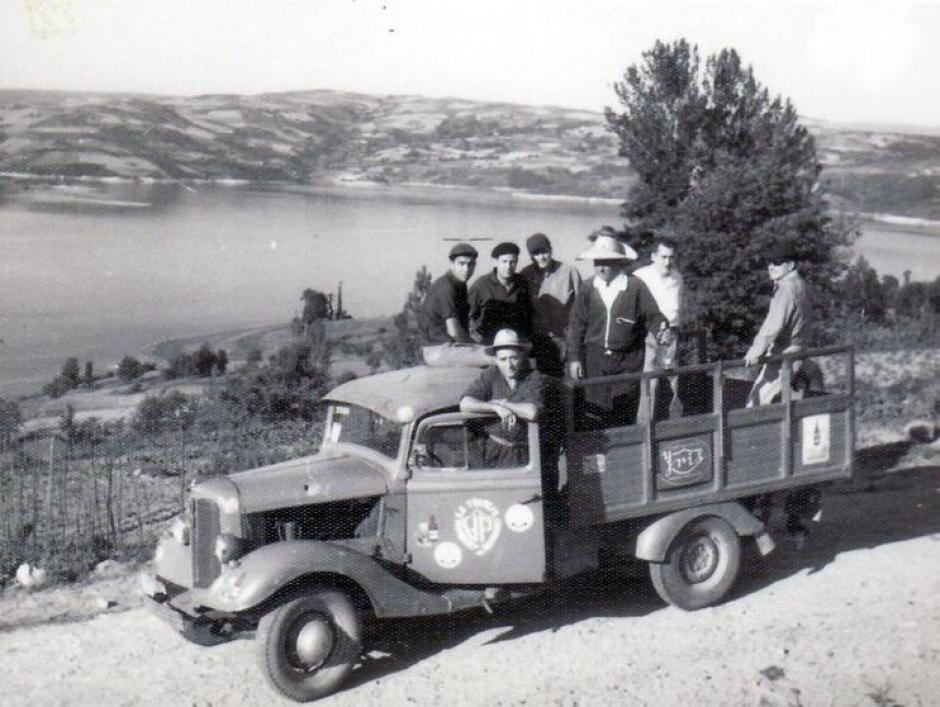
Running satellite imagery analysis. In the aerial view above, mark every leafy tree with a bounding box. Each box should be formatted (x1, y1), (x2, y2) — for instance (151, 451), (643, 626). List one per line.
(117, 355), (145, 382)
(0, 398), (22, 445)
(210, 339), (331, 422)
(193, 343), (217, 378)
(215, 349), (229, 376)
(606, 39), (852, 357)
(61, 357), (81, 388)
(59, 404), (77, 444)
(383, 266), (432, 369)
(842, 257), (886, 323)
(300, 288), (332, 326)
(83, 361), (94, 386)
(132, 391), (198, 436)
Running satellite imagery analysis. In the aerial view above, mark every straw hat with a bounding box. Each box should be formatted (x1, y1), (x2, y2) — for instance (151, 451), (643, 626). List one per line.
(577, 234), (638, 261)
(483, 329), (532, 356)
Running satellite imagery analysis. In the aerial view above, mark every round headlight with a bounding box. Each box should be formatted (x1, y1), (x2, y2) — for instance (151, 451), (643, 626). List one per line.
(214, 533), (245, 564)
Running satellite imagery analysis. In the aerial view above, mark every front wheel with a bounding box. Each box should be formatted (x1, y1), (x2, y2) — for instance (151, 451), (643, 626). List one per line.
(649, 516), (741, 611)
(256, 588), (362, 702)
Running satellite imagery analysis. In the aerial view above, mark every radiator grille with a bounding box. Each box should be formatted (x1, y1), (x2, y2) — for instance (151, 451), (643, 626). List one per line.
(192, 498), (221, 588)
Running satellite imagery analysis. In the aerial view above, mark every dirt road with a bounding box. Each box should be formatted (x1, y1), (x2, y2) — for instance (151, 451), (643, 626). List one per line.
(1, 448), (938, 706)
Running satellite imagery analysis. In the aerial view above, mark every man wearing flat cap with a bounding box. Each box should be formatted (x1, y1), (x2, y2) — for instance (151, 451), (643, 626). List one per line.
(420, 242), (478, 347)
(567, 233), (671, 427)
(520, 232), (583, 377)
(745, 241), (814, 406)
(468, 241), (534, 345)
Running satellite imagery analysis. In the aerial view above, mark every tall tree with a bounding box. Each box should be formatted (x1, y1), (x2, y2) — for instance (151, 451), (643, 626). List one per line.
(384, 266), (432, 369)
(606, 39), (853, 357)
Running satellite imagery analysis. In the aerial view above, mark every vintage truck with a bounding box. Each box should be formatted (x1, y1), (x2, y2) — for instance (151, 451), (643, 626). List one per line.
(141, 345), (854, 702)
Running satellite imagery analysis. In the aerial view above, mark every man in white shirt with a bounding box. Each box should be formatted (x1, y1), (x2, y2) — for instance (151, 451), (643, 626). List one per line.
(633, 236), (684, 419)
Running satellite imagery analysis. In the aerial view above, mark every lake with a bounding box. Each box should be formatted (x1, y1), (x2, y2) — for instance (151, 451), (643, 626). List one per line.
(1, 181), (937, 397)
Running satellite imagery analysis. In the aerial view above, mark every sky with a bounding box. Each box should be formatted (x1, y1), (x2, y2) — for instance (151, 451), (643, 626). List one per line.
(1, 0), (938, 127)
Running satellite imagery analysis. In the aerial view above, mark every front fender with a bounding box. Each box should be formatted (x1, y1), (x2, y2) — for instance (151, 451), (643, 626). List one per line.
(635, 502), (767, 562)
(174, 540), (454, 619)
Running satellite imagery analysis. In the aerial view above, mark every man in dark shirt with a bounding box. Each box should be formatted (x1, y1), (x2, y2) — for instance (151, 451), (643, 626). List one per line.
(520, 232), (583, 377)
(468, 242), (534, 345)
(567, 234), (671, 427)
(421, 242), (478, 345)
(460, 329), (544, 468)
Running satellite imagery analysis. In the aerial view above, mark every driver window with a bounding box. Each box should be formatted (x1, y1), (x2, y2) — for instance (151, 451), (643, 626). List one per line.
(417, 418), (529, 471)
(422, 423), (467, 470)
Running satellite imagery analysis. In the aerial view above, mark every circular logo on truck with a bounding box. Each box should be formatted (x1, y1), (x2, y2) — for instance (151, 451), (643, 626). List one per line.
(434, 541), (463, 569)
(505, 503), (534, 533)
(454, 498), (502, 556)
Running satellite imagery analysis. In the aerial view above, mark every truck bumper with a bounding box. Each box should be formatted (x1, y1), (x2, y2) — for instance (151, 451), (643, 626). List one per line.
(139, 571), (234, 646)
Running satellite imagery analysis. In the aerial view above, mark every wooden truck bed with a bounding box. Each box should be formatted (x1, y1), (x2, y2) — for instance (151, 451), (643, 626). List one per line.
(564, 346), (855, 527)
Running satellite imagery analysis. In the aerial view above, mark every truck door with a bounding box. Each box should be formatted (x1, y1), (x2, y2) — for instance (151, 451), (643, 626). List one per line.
(405, 413), (546, 584)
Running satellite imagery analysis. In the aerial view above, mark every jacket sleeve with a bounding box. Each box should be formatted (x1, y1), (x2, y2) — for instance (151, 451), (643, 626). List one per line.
(566, 286), (590, 364)
(746, 284), (795, 360)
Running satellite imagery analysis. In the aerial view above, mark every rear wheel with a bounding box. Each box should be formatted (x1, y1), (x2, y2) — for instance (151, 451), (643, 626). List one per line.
(256, 588), (361, 702)
(649, 516), (741, 611)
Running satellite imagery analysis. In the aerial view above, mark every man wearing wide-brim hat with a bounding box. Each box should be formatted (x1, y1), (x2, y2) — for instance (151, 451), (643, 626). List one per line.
(744, 241), (814, 407)
(460, 329), (545, 468)
(566, 234), (671, 427)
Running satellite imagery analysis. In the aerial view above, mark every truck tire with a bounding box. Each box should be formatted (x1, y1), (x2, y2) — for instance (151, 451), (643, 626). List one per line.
(256, 588), (361, 702)
(649, 516), (741, 611)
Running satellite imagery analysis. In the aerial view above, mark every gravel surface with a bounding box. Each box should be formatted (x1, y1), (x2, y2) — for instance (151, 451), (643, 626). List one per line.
(1, 448), (938, 706)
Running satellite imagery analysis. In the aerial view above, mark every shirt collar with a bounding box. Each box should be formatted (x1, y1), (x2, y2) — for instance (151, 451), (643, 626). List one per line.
(593, 272), (629, 293)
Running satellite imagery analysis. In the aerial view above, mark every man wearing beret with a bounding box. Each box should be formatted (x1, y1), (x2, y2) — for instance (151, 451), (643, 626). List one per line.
(468, 241), (534, 345)
(420, 242), (478, 346)
(567, 234), (671, 427)
(520, 232), (583, 377)
(745, 242), (814, 406)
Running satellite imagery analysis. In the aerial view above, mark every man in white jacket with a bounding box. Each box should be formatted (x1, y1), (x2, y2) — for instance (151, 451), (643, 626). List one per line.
(634, 236), (684, 418)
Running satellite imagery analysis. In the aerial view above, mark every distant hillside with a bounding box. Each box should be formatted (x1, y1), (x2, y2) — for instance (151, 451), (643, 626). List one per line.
(1, 89), (938, 217)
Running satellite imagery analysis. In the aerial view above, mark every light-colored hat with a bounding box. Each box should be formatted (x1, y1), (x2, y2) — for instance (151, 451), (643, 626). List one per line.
(484, 329), (532, 356)
(577, 234), (638, 261)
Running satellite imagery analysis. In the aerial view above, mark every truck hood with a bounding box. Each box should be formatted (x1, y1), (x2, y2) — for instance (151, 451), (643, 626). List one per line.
(227, 450), (388, 513)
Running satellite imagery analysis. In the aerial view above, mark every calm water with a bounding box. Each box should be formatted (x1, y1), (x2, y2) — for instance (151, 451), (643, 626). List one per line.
(0, 182), (937, 396)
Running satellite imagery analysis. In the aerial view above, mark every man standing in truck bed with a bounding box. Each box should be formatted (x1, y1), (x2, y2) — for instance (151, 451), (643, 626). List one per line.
(468, 242), (534, 345)
(744, 241), (814, 407)
(520, 232), (582, 377)
(567, 233), (670, 428)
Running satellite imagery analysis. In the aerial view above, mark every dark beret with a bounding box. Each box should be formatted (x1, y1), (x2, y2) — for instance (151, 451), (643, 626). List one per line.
(766, 241), (800, 264)
(526, 232), (552, 254)
(491, 241), (520, 259)
(448, 242), (479, 260)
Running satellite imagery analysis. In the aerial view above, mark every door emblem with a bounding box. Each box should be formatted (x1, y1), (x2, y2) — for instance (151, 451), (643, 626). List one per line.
(434, 541), (463, 568)
(505, 503), (534, 533)
(455, 498), (502, 556)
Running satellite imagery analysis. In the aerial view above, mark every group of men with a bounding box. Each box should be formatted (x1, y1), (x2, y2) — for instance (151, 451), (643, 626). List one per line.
(421, 228), (812, 434)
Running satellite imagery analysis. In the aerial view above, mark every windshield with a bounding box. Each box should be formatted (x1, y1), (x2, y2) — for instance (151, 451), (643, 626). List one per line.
(325, 403), (403, 459)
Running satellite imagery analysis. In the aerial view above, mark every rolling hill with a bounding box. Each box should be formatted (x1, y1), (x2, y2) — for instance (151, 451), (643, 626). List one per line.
(1, 88), (938, 217)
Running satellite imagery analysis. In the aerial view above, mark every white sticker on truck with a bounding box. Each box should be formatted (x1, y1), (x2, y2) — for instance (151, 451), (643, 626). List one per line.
(434, 541), (463, 569)
(505, 503), (534, 533)
(802, 413), (831, 465)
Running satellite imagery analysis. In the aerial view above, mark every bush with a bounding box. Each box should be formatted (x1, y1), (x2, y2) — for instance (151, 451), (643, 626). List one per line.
(117, 355), (145, 382)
